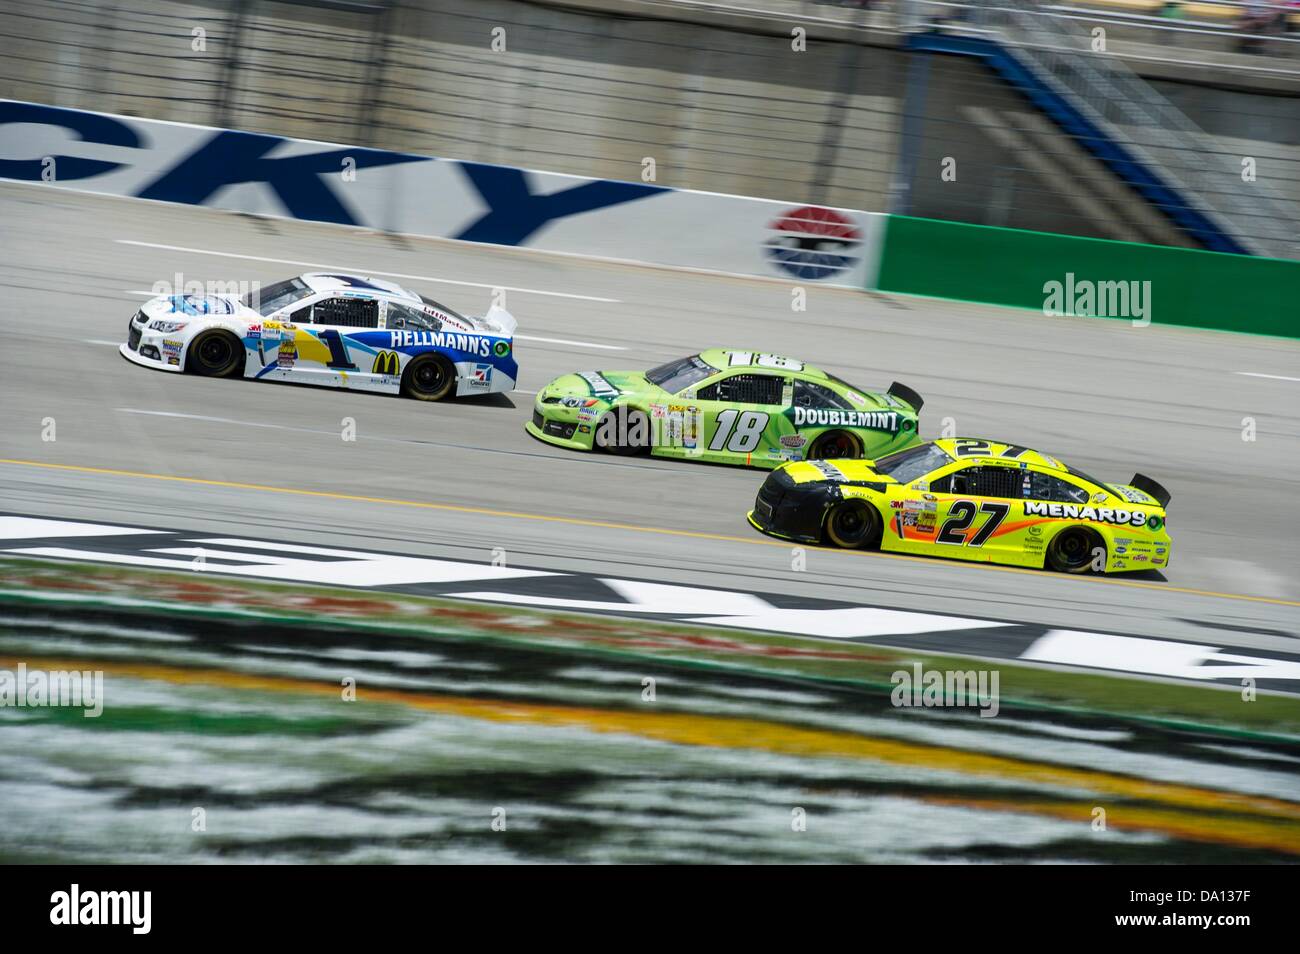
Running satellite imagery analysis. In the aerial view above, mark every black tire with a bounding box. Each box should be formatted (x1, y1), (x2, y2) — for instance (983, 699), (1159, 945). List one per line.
(808, 430), (862, 460)
(1046, 526), (1103, 574)
(824, 499), (882, 549)
(188, 330), (243, 377)
(402, 354), (456, 401)
(593, 406), (649, 455)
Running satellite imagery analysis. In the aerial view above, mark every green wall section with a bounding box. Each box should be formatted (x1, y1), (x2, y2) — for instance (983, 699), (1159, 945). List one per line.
(874, 216), (1299, 339)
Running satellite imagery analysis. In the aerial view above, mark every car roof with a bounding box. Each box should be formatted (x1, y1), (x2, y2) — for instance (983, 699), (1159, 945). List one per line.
(930, 438), (1070, 473)
(697, 349), (829, 380)
(300, 272), (420, 302)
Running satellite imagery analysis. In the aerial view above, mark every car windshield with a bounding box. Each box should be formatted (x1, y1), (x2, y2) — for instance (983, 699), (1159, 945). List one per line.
(872, 442), (953, 483)
(645, 354), (716, 394)
(243, 278), (311, 317)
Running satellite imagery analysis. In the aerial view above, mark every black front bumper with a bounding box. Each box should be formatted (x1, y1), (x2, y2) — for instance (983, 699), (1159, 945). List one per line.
(749, 469), (833, 544)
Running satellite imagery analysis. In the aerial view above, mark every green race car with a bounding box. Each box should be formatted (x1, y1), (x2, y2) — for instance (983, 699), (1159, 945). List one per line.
(525, 349), (923, 469)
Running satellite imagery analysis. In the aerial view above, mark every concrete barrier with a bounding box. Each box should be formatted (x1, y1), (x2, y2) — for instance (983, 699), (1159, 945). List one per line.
(875, 214), (1300, 338)
(0, 100), (885, 288)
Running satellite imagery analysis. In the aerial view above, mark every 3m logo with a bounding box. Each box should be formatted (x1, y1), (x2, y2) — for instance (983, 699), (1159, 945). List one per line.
(371, 351), (400, 375)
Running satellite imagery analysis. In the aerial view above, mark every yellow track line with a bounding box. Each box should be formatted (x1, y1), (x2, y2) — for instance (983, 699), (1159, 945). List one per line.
(3, 457), (1297, 607)
(12, 655), (1300, 838)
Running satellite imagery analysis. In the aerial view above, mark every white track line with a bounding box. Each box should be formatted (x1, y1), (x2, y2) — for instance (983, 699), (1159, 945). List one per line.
(514, 334), (624, 351)
(1235, 371), (1300, 382)
(115, 240), (620, 303)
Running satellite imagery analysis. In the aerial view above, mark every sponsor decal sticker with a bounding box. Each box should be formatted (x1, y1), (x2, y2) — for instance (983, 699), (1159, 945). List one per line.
(811, 461), (848, 482)
(166, 294), (234, 316)
(389, 330), (495, 358)
(793, 407), (899, 431)
(1024, 501), (1148, 526)
(277, 337), (297, 369)
(578, 371), (620, 398)
(1116, 485), (1152, 503)
(764, 205), (862, 281)
(659, 405), (701, 449)
(371, 351), (400, 376)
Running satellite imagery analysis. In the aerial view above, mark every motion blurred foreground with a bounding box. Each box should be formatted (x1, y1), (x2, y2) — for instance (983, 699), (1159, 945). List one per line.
(2, 559), (1297, 863)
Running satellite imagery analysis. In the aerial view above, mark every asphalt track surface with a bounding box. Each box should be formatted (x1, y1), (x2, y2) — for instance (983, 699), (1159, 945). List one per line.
(2, 182), (1298, 660)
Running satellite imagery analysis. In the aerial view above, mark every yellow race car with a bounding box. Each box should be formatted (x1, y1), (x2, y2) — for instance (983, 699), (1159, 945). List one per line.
(747, 438), (1171, 574)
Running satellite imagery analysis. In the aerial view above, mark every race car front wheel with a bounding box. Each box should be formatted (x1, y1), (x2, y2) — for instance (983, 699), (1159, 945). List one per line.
(402, 354), (455, 401)
(188, 330), (243, 377)
(825, 500), (881, 549)
(1047, 527), (1103, 574)
(808, 430), (862, 460)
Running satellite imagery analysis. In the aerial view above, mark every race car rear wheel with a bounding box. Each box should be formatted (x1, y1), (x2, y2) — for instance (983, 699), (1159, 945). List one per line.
(825, 500), (881, 549)
(808, 430), (862, 460)
(402, 354), (455, 401)
(1047, 526), (1103, 574)
(188, 330), (243, 377)
(594, 407), (649, 455)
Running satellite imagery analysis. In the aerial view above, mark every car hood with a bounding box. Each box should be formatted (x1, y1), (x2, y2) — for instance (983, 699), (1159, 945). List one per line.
(539, 369), (656, 403)
(779, 459), (899, 486)
(140, 293), (258, 321)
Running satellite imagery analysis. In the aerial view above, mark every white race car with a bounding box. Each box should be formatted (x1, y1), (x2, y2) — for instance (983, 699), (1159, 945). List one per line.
(120, 272), (518, 401)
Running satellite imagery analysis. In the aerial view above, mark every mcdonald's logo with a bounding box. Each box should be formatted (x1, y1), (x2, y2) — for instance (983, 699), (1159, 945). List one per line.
(372, 351), (401, 376)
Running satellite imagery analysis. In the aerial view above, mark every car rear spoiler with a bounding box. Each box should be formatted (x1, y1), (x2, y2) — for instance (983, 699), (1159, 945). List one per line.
(1129, 473), (1171, 509)
(887, 381), (924, 413)
(476, 304), (518, 338)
